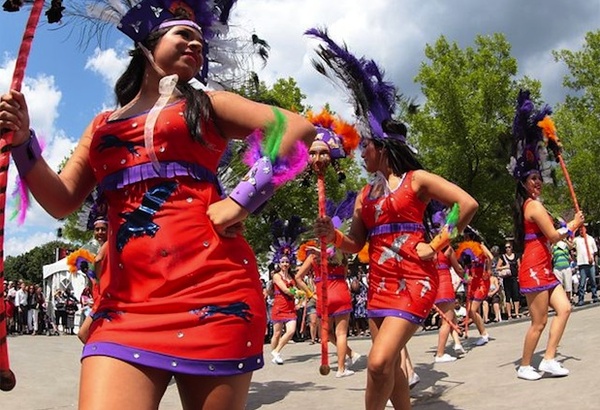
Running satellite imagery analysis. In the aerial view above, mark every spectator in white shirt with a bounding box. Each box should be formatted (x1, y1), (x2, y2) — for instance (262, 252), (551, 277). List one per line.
(14, 281), (28, 334)
(573, 228), (598, 306)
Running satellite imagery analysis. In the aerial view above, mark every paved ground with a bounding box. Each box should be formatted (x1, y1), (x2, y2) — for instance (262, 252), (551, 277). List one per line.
(2, 302), (600, 409)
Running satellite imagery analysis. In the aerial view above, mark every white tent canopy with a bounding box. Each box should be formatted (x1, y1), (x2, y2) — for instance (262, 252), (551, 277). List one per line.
(42, 258), (87, 302)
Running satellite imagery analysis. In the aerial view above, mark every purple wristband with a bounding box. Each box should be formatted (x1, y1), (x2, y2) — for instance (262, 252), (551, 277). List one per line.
(12, 129), (42, 177)
(229, 156), (275, 213)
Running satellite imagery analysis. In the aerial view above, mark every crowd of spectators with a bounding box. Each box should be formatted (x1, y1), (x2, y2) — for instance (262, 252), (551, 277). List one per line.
(262, 230), (600, 343)
(4, 230), (598, 341)
(3, 279), (86, 337)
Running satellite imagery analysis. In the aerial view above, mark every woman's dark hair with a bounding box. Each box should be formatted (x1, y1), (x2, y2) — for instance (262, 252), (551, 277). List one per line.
(372, 119), (424, 176)
(512, 181), (529, 253)
(114, 23), (216, 145)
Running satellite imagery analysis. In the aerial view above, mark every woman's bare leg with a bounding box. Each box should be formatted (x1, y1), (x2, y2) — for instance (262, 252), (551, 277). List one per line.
(366, 317), (419, 410)
(545, 286), (572, 360)
(435, 302), (455, 357)
(521, 291), (549, 366)
(176, 372), (253, 410)
(79, 356), (171, 410)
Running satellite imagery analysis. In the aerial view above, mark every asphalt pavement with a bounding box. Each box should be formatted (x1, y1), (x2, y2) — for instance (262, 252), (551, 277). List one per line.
(2, 302), (600, 409)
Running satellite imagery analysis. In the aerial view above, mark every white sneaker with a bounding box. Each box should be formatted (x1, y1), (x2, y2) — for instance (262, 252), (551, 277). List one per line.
(347, 352), (361, 368)
(271, 351), (283, 365)
(408, 372), (421, 390)
(434, 353), (457, 363)
(475, 334), (489, 346)
(517, 365), (542, 381)
(335, 368), (355, 378)
(454, 344), (466, 355)
(539, 359), (569, 377)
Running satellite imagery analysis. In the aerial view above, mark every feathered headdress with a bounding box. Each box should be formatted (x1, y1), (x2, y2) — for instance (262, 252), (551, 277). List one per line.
(58, 0), (241, 87)
(305, 27), (403, 143)
(507, 90), (556, 183)
(306, 109), (360, 160)
(305, 108), (360, 182)
(267, 216), (306, 267)
(429, 200), (459, 237)
(66, 248), (96, 279)
(326, 191), (357, 230)
(455, 240), (485, 268)
(297, 191), (358, 264)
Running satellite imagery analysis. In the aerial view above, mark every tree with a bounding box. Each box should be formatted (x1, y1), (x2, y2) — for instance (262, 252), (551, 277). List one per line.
(409, 33), (542, 244)
(4, 240), (76, 284)
(551, 30), (600, 234)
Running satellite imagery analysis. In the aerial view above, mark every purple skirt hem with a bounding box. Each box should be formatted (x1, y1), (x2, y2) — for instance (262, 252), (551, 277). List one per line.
(82, 342), (263, 376)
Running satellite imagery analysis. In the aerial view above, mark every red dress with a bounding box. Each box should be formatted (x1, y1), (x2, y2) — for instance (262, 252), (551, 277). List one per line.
(83, 100), (267, 376)
(314, 264), (352, 318)
(270, 276), (297, 322)
(360, 171), (438, 324)
(456, 241), (490, 302)
(519, 199), (559, 293)
(435, 250), (455, 304)
(467, 263), (490, 302)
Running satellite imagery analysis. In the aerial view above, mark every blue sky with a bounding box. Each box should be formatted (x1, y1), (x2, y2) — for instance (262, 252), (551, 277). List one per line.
(0, 0), (598, 257)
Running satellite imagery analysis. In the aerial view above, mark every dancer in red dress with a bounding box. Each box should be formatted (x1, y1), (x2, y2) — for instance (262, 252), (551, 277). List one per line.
(270, 255), (299, 365)
(296, 242), (362, 378)
(431, 204), (466, 362)
(268, 217), (306, 365)
(0, 2), (314, 408)
(456, 233), (493, 347)
(308, 28), (478, 410)
(509, 91), (583, 381)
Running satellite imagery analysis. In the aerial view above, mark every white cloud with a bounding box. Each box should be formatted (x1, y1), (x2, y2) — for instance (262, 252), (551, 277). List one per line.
(5, 230), (61, 258)
(233, 0), (598, 112)
(1, 58), (75, 257)
(85, 45), (129, 87)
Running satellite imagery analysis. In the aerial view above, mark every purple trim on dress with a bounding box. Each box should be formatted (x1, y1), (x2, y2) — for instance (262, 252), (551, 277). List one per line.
(437, 263), (449, 270)
(524, 232), (545, 241)
(99, 161), (221, 195)
(318, 308), (353, 319)
(271, 318), (296, 324)
(520, 281), (559, 294)
(435, 298), (455, 305)
(368, 222), (425, 238)
(82, 342), (263, 376)
(330, 308), (352, 318)
(367, 309), (424, 325)
(314, 275), (347, 283)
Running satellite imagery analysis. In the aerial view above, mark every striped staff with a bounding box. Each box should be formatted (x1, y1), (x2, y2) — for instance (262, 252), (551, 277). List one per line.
(0, 0), (47, 392)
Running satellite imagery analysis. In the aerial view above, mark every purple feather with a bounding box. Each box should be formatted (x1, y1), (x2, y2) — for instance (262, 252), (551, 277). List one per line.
(305, 27), (398, 139)
(334, 191), (358, 221)
(325, 191), (357, 229)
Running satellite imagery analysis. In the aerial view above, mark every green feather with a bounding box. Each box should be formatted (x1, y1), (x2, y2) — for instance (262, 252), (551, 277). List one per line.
(446, 203), (460, 238)
(262, 107), (287, 162)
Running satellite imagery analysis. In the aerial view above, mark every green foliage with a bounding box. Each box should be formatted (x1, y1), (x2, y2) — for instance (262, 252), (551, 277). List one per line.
(4, 240), (76, 284)
(409, 33), (541, 244)
(551, 30), (600, 235)
(238, 74), (307, 113)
